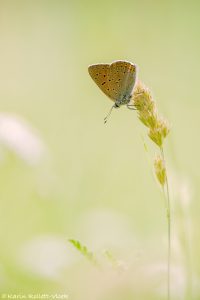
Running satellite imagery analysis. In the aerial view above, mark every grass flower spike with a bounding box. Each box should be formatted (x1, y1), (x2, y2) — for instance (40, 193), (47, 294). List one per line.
(132, 80), (171, 300)
(133, 81), (170, 147)
(154, 154), (167, 187)
(148, 118), (170, 147)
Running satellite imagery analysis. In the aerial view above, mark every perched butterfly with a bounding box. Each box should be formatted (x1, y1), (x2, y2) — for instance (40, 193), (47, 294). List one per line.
(88, 60), (137, 123)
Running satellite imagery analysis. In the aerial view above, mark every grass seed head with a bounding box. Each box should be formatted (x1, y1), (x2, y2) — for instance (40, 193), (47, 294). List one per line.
(132, 81), (170, 147)
(154, 154), (166, 187)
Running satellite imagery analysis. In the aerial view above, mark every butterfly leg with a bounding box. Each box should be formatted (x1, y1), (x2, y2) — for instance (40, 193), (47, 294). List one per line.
(104, 105), (115, 124)
(127, 104), (137, 110)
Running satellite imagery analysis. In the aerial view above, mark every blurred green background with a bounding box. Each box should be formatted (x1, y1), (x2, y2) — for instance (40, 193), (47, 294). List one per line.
(0, 1), (199, 299)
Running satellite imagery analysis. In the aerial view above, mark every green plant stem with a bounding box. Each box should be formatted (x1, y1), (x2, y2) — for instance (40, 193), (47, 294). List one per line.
(161, 146), (171, 300)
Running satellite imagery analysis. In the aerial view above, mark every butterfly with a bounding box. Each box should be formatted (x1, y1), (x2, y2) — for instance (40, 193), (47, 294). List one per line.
(88, 60), (137, 123)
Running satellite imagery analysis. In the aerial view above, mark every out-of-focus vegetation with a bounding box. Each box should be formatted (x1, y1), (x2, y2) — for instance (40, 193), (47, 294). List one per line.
(0, 1), (199, 299)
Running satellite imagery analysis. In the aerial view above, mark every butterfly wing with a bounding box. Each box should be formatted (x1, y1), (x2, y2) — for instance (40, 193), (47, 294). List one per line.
(88, 64), (115, 102)
(109, 61), (137, 101)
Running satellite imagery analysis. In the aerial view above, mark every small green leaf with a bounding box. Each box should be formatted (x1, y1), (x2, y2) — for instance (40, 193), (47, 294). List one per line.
(68, 239), (98, 266)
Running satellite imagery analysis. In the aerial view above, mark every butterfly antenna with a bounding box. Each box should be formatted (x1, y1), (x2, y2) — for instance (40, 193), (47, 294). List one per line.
(104, 105), (115, 124)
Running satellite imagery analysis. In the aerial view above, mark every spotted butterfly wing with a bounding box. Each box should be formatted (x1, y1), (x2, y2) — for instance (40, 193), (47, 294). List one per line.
(108, 61), (137, 104)
(88, 64), (115, 101)
(88, 61), (137, 106)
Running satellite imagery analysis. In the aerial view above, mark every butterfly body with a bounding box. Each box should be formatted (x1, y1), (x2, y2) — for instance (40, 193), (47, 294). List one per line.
(88, 60), (137, 108)
(114, 93), (132, 108)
